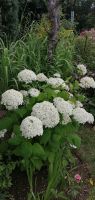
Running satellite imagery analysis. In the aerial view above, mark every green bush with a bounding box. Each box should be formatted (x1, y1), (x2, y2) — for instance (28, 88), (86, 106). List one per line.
(75, 35), (95, 71)
(0, 21), (75, 94)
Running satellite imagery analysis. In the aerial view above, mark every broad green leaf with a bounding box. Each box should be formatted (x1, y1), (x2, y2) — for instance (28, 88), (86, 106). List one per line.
(32, 158), (43, 170)
(0, 141), (8, 153)
(67, 133), (81, 148)
(13, 141), (32, 158)
(40, 129), (51, 145)
(8, 135), (23, 146)
(32, 143), (46, 159)
(15, 108), (27, 118)
(0, 117), (13, 130)
(13, 125), (21, 135)
(58, 91), (69, 100)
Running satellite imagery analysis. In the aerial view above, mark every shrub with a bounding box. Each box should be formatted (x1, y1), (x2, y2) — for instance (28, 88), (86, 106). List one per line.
(0, 68), (94, 199)
(75, 31), (95, 72)
(0, 20), (75, 94)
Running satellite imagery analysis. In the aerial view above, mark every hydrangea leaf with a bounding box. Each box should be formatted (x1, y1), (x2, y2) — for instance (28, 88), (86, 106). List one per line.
(32, 143), (46, 160)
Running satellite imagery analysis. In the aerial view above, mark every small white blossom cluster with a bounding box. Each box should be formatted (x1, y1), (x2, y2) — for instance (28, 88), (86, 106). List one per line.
(20, 90), (28, 97)
(76, 101), (83, 108)
(28, 88), (40, 97)
(37, 73), (48, 82)
(68, 100), (83, 109)
(54, 90), (60, 94)
(17, 69), (37, 84)
(77, 64), (87, 75)
(1, 89), (23, 110)
(62, 114), (71, 125)
(20, 116), (43, 139)
(53, 73), (61, 78)
(69, 93), (73, 98)
(73, 107), (94, 124)
(61, 82), (69, 91)
(53, 97), (73, 116)
(47, 77), (64, 88)
(80, 76), (95, 88)
(0, 129), (7, 138)
(31, 101), (60, 128)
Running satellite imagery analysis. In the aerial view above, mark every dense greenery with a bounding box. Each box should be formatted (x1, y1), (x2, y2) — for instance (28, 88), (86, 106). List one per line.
(0, 2), (95, 200)
(0, 0), (95, 40)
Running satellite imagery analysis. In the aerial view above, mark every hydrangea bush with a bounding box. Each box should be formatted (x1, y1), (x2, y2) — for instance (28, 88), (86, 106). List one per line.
(0, 68), (94, 199)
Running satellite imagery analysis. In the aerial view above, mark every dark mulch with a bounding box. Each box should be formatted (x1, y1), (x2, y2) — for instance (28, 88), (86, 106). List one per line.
(9, 167), (48, 200)
(74, 152), (91, 200)
(0, 110), (6, 118)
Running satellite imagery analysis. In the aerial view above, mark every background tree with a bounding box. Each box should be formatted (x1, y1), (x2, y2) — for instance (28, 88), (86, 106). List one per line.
(0, 0), (19, 41)
(47, 0), (61, 63)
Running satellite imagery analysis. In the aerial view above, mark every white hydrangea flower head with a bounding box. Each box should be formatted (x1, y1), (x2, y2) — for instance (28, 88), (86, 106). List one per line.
(20, 116), (43, 139)
(80, 76), (95, 88)
(20, 90), (28, 97)
(0, 129), (7, 138)
(62, 114), (71, 125)
(73, 107), (94, 124)
(37, 73), (48, 82)
(53, 73), (61, 78)
(1, 89), (23, 110)
(31, 101), (60, 128)
(53, 97), (73, 116)
(61, 82), (69, 91)
(77, 64), (87, 75)
(28, 88), (40, 97)
(47, 77), (64, 88)
(54, 90), (60, 94)
(17, 69), (37, 84)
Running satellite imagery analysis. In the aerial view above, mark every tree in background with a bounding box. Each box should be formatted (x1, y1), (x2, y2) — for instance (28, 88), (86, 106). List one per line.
(62, 0), (95, 31)
(47, 0), (61, 63)
(0, 0), (95, 41)
(0, 0), (19, 41)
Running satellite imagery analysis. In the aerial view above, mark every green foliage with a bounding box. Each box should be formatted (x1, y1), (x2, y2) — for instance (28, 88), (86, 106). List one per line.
(0, 156), (16, 190)
(0, 27), (48, 94)
(75, 36), (95, 71)
(0, 0), (19, 41)
(53, 29), (75, 79)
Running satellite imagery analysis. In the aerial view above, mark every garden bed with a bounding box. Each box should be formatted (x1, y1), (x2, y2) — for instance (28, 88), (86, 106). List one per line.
(9, 154), (90, 200)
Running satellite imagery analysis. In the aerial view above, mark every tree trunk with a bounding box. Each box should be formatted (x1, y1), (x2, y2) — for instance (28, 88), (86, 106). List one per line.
(47, 0), (60, 64)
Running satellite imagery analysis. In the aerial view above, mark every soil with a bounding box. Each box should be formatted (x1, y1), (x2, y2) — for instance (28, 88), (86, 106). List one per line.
(0, 110), (6, 118)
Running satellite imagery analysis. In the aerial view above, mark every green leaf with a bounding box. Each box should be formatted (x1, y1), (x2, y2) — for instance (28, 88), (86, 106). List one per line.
(58, 91), (69, 100)
(0, 141), (8, 153)
(15, 108), (27, 118)
(48, 152), (55, 164)
(67, 133), (81, 148)
(40, 129), (51, 145)
(13, 141), (33, 158)
(8, 125), (23, 146)
(13, 125), (21, 135)
(32, 158), (43, 170)
(8, 135), (22, 146)
(32, 143), (46, 159)
(62, 159), (68, 168)
(0, 117), (13, 130)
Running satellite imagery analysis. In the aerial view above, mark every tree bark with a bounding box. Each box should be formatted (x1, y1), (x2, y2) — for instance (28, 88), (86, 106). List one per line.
(47, 0), (60, 64)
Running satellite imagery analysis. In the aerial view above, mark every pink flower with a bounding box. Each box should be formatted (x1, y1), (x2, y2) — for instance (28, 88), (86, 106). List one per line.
(74, 174), (81, 183)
